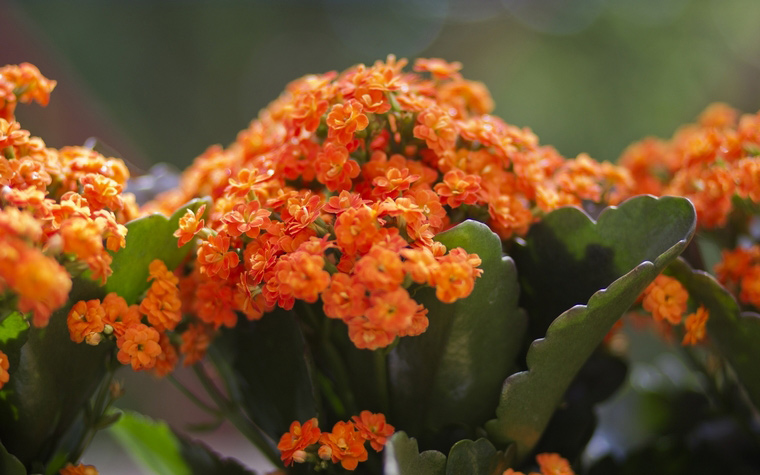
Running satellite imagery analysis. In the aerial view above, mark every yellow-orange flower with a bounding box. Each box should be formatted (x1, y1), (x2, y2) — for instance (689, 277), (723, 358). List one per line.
(642, 274), (689, 325)
(174, 204), (206, 247)
(116, 323), (162, 371)
(682, 306), (709, 346)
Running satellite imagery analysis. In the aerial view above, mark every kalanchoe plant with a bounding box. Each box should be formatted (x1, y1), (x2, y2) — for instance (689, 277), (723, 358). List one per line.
(0, 58), (758, 475)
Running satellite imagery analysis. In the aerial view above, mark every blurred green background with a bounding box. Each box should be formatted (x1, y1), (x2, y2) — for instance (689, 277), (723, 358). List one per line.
(4, 0), (760, 175)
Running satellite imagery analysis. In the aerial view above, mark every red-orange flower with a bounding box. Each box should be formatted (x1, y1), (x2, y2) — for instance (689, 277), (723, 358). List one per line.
(326, 99), (369, 145)
(322, 272), (368, 320)
(116, 323), (162, 370)
(0, 350), (9, 390)
(352, 411), (395, 451)
(535, 453), (575, 475)
(315, 142), (361, 192)
(278, 418), (321, 467)
(318, 420), (368, 471)
(197, 233), (240, 280)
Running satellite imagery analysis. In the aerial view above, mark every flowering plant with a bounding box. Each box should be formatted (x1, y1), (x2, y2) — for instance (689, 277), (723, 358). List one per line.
(0, 58), (758, 475)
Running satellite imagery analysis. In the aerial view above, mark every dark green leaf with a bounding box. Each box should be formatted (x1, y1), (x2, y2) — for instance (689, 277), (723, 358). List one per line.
(485, 196), (696, 461)
(389, 220), (526, 447)
(0, 440), (26, 475)
(212, 308), (319, 442)
(0, 278), (111, 468)
(445, 438), (510, 475)
(384, 432), (446, 475)
(105, 197), (211, 304)
(668, 258), (760, 409)
(110, 410), (255, 475)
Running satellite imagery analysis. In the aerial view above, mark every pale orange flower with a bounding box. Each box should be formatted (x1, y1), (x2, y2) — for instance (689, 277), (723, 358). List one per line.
(642, 275), (689, 325)
(67, 299), (106, 344)
(116, 323), (162, 371)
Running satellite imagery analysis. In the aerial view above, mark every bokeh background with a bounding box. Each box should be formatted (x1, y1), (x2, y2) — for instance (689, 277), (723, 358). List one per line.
(3, 0), (760, 472)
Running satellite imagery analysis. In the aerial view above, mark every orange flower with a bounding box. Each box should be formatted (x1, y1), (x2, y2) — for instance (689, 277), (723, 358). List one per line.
(0, 350), (9, 390)
(222, 201), (270, 239)
(67, 299), (106, 344)
(174, 204), (206, 247)
(153, 332), (179, 377)
(322, 272), (368, 320)
(365, 288), (417, 334)
(413, 58), (462, 80)
(413, 108), (457, 156)
(116, 323), (162, 370)
(101, 292), (140, 338)
(315, 142), (361, 192)
(682, 306), (709, 345)
(318, 420), (368, 471)
(347, 317), (396, 350)
(536, 453), (575, 475)
(180, 322), (214, 366)
(352, 411), (395, 451)
(326, 99), (369, 145)
(278, 418), (321, 467)
(642, 274), (689, 325)
(434, 169), (482, 208)
(372, 167), (420, 199)
(197, 233), (240, 280)
(12, 246), (72, 327)
(354, 245), (405, 292)
(140, 260), (182, 332)
(740, 266), (760, 308)
(59, 463), (98, 475)
(80, 173), (124, 212)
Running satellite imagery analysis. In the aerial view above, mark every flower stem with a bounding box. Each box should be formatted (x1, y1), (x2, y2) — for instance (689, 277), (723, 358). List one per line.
(192, 364), (282, 468)
(374, 348), (391, 416)
(167, 374), (222, 417)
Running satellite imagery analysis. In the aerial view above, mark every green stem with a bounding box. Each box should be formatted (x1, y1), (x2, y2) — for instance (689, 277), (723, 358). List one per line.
(374, 348), (390, 416)
(167, 375), (222, 417)
(318, 316), (359, 416)
(192, 364), (283, 468)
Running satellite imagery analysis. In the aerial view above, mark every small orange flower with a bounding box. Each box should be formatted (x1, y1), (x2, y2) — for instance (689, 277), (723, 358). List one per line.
(315, 142), (361, 192)
(67, 299), (106, 344)
(413, 108), (457, 156)
(197, 233), (240, 280)
(174, 204), (206, 247)
(322, 272), (368, 320)
(535, 453), (575, 475)
(354, 245), (405, 292)
(434, 169), (482, 208)
(0, 350), (9, 390)
(326, 99), (369, 145)
(101, 292), (140, 338)
(222, 201), (270, 239)
(59, 463), (98, 475)
(318, 420), (368, 471)
(180, 322), (214, 366)
(346, 317), (396, 350)
(278, 418), (321, 467)
(352, 411), (395, 451)
(153, 332), (179, 377)
(739, 266), (760, 308)
(642, 274), (689, 325)
(413, 58), (462, 80)
(682, 305), (709, 346)
(365, 288), (417, 334)
(116, 323), (162, 371)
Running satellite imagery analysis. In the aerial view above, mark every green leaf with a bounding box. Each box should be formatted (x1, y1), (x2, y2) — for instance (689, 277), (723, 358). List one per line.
(110, 410), (255, 475)
(0, 312), (30, 386)
(485, 196), (696, 461)
(384, 432), (446, 475)
(445, 438), (511, 475)
(388, 220), (527, 447)
(668, 258), (760, 409)
(212, 307), (319, 442)
(105, 197), (211, 304)
(0, 278), (111, 468)
(0, 440), (26, 475)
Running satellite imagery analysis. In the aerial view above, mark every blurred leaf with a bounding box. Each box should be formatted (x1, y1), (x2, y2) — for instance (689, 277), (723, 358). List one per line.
(486, 196), (696, 461)
(212, 307), (319, 442)
(105, 197), (211, 304)
(0, 312), (30, 376)
(446, 438), (511, 475)
(0, 278), (111, 468)
(110, 410), (255, 475)
(668, 258), (760, 409)
(0, 441), (25, 475)
(384, 432), (446, 475)
(389, 220), (527, 447)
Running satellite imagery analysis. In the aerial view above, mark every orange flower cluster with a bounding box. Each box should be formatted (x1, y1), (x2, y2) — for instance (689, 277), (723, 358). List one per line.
(277, 411), (394, 471)
(639, 274), (709, 346)
(715, 245), (760, 309)
(66, 259), (213, 376)
(0, 63), (137, 331)
(59, 463), (98, 475)
(503, 452), (575, 475)
(620, 102), (760, 229)
(145, 57), (629, 349)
